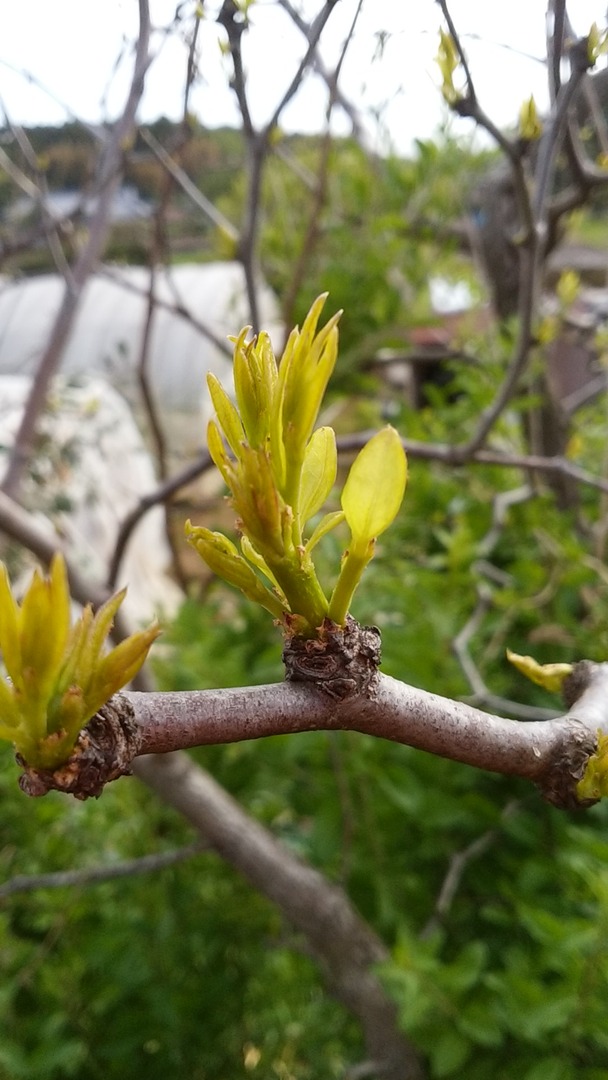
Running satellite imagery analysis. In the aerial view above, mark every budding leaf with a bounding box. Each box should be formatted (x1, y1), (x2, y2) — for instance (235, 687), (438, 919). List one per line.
(437, 29), (461, 104)
(0, 554), (159, 769)
(556, 269), (580, 309)
(588, 22), (608, 65)
(518, 96), (542, 141)
(207, 372), (245, 459)
(342, 427), (407, 545)
(299, 426), (337, 525)
(185, 523), (287, 618)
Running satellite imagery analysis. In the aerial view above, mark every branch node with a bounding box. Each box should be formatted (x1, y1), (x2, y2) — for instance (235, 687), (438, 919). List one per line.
(282, 617), (381, 700)
(535, 718), (598, 810)
(18, 695), (141, 800)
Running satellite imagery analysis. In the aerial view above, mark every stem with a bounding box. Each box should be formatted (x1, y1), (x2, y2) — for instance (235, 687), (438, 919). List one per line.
(268, 551), (329, 632)
(327, 540), (372, 625)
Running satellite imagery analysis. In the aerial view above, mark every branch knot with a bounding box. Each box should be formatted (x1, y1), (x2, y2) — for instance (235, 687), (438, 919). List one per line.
(283, 617), (381, 700)
(18, 695), (141, 800)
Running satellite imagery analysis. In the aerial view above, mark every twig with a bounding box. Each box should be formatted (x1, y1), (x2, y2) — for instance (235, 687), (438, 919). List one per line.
(107, 449), (213, 589)
(451, 485), (560, 720)
(335, 432), (608, 495)
(0, 843), (206, 898)
(280, 0), (364, 337)
(217, 0), (339, 330)
(0, 111), (73, 282)
(139, 127), (239, 241)
(420, 799), (522, 938)
(98, 264), (233, 356)
(277, 0), (365, 140)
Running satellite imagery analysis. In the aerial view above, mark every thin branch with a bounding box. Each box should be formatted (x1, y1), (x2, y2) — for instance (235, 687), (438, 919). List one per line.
(420, 799), (522, 938)
(547, 0), (567, 105)
(139, 127), (239, 241)
(15, 660), (598, 811)
(277, 0), (365, 140)
(218, 0), (339, 329)
(98, 265), (233, 356)
(136, 264), (170, 479)
(0, 114), (73, 282)
(262, 1), (340, 141)
(280, 0), (364, 337)
(335, 433), (608, 495)
(436, 9), (593, 458)
(0, 843), (206, 898)
(106, 450), (213, 590)
(124, 674), (588, 790)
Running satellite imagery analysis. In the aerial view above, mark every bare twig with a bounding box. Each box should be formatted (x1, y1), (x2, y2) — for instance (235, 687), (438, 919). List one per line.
(281, 0), (364, 336)
(98, 264), (233, 356)
(0, 843), (206, 898)
(217, 0), (339, 330)
(277, 0), (365, 140)
(139, 127), (239, 241)
(420, 799), (522, 938)
(0, 112), (73, 281)
(335, 432), (608, 496)
(107, 450), (213, 590)
(451, 486), (560, 720)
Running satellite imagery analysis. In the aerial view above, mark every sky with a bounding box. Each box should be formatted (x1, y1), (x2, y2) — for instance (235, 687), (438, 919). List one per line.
(0, 0), (607, 154)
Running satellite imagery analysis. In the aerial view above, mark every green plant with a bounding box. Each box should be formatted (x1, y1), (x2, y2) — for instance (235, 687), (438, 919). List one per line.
(187, 295), (407, 636)
(0, 554), (159, 769)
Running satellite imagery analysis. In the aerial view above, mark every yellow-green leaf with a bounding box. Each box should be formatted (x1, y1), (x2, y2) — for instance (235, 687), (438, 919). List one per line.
(86, 623), (160, 715)
(341, 427), (407, 544)
(518, 95), (542, 141)
(436, 29), (461, 104)
(207, 372), (245, 458)
(207, 419), (234, 488)
(0, 563), (22, 686)
(305, 510), (345, 554)
(240, 535), (283, 593)
(506, 649), (573, 693)
(588, 22), (608, 65)
(299, 427), (337, 525)
(556, 269), (580, 309)
(232, 330), (273, 448)
(186, 525), (287, 617)
(0, 676), (20, 728)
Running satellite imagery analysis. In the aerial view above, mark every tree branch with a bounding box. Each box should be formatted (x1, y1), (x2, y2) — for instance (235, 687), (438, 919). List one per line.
(16, 661), (607, 812)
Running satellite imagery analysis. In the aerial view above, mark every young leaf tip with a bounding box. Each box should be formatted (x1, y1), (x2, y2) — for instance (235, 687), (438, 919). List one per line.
(506, 649), (573, 694)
